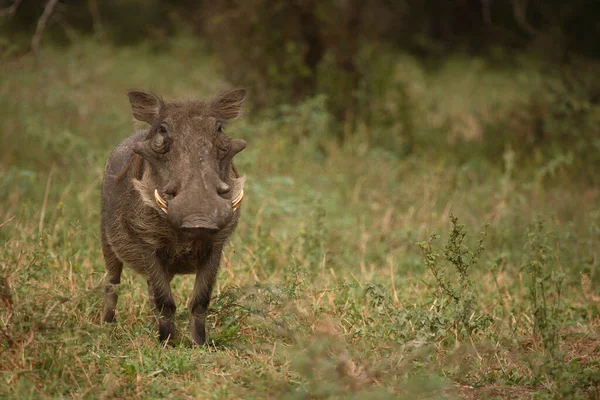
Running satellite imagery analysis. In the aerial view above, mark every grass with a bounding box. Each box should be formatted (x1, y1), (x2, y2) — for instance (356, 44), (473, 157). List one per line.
(1, 38), (599, 399)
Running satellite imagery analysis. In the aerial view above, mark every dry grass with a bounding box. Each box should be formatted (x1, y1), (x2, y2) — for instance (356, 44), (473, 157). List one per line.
(1, 39), (599, 399)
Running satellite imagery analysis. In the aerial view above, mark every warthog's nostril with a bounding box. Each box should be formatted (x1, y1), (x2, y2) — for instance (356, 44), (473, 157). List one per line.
(217, 182), (230, 196)
(164, 186), (178, 200)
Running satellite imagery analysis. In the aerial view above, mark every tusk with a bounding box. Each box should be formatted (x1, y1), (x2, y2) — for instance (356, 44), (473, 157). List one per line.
(232, 189), (244, 211)
(154, 189), (168, 214)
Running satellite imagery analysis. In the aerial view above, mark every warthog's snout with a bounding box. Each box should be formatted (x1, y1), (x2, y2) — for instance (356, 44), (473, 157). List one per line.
(155, 186), (236, 237)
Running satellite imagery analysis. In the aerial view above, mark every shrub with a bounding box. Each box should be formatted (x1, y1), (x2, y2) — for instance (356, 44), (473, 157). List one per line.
(486, 60), (600, 182)
(418, 215), (491, 341)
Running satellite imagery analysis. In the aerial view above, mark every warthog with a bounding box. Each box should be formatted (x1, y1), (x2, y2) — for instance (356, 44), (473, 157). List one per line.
(101, 88), (247, 345)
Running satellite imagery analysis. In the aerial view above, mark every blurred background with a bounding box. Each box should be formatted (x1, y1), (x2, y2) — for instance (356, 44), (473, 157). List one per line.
(1, 1), (599, 399)
(2, 0), (600, 172)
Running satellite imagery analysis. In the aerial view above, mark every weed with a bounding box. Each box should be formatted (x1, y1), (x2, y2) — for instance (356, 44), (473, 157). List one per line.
(418, 215), (491, 340)
(524, 218), (565, 356)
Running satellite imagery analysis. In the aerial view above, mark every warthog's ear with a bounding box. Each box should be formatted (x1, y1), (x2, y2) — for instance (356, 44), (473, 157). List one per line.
(127, 90), (163, 124)
(211, 88), (247, 121)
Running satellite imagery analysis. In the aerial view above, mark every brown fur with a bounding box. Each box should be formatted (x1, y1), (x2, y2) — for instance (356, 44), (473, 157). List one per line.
(101, 89), (248, 345)
(114, 152), (144, 184)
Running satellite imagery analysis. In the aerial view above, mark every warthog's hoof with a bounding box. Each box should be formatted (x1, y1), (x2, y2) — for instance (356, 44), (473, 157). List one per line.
(103, 309), (116, 323)
(191, 318), (207, 345)
(158, 320), (177, 346)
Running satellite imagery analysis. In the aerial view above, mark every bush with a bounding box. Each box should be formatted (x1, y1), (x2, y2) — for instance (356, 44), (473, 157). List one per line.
(489, 60), (600, 182)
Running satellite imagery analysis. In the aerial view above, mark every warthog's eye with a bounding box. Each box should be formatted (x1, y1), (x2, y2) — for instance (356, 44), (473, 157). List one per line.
(151, 127), (170, 154)
(215, 122), (230, 158)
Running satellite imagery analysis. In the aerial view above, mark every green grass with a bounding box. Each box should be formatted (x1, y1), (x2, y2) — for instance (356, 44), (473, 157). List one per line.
(1, 38), (599, 399)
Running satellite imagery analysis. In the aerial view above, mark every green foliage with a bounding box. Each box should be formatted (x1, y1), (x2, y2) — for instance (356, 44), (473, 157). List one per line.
(536, 65), (600, 180)
(480, 61), (600, 182)
(298, 199), (328, 272)
(519, 218), (600, 399)
(264, 94), (332, 150)
(418, 215), (491, 340)
(353, 47), (415, 153)
(524, 218), (564, 355)
(202, 0), (318, 108)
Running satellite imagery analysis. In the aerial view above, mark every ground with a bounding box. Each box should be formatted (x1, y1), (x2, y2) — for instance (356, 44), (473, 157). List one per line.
(1, 39), (599, 399)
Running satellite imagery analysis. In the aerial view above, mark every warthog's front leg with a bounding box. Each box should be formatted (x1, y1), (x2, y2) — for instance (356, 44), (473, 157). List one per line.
(189, 248), (222, 345)
(147, 271), (177, 344)
(102, 234), (123, 323)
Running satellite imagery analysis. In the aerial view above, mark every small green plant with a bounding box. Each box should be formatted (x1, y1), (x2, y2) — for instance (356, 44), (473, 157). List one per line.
(418, 214), (490, 340)
(299, 199), (327, 272)
(524, 217), (565, 356)
(520, 217), (600, 399)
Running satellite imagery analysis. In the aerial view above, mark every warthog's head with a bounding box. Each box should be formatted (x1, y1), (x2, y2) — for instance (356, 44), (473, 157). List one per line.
(128, 89), (247, 240)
